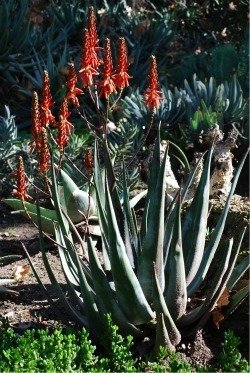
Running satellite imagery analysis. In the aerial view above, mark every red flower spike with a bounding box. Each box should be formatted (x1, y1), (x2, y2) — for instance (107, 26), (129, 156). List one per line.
(87, 6), (102, 69)
(143, 55), (162, 111)
(99, 38), (117, 99)
(113, 37), (132, 89)
(12, 156), (32, 201)
(87, 7), (98, 47)
(40, 70), (55, 127)
(79, 28), (99, 87)
(56, 98), (74, 151)
(31, 91), (42, 151)
(39, 128), (51, 173)
(66, 63), (83, 107)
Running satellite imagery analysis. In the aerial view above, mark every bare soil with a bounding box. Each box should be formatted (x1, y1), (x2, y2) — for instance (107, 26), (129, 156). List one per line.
(0, 201), (249, 368)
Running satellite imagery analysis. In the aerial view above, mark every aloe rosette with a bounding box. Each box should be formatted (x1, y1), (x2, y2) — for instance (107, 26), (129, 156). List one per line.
(20, 129), (249, 354)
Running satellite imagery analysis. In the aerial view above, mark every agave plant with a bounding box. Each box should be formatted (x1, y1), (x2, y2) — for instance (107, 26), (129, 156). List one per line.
(22, 130), (249, 354)
(184, 74), (249, 128)
(122, 87), (186, 132)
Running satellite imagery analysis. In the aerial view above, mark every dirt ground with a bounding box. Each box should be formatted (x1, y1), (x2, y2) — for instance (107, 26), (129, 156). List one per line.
(0, 200), (249, 368)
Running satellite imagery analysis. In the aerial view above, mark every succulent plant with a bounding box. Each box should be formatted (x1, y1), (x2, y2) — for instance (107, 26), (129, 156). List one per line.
(123, 86), (186, 129)
(47, 0), (86, 34)
(184, 75), (248, 124)
(22, 130), (249, 354)
(0, 0), (30, 64)
(0, 106), (31, 196)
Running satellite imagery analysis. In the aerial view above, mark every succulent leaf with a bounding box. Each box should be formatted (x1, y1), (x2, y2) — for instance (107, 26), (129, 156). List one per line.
(138, 131), (167, 300)
(105, 184), (155, 325)
(165, 195), (187, 321)
(87, 237), (143, 337)
(182, 146), (213, 286)
(59, 168), (95, 223)
(153, 266), (181, 346)
(4, 199), (58, 235)
(187, 148), (249, 296)
(222, 285), (249, 319)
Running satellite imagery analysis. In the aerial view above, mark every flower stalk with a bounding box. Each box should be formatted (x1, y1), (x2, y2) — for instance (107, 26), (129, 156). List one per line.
(66, 63), (83, 107)
(144, 55), (162, 111)
(40, 71), (55, 127)
(12, 156), (32, 201)
(99, 38), (116, 99)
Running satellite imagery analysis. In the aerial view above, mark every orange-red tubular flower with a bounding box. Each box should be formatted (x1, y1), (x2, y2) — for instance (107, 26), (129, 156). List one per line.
(99, 38), (117, 99)
(113, 37), (132, 89)
(87, 6), (102, 69)
(143, 55), (162, 111)
(66, 63), (83, 107)
(78, 29), (99, 87)
(12, 156), (32, 201)
(40, 70), (55, 127)
(56, 98), (74, 151)
(31, 91), (42, 151)
(39, 128), (51, 173)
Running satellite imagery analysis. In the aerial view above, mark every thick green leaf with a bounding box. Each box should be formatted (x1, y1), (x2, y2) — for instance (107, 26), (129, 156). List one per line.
(103, 140), (124, 233)
(226, 228), (248, 290)
(165, 195), (187, 321)
(105, 184), (155, 325)
(60, 234), (103, 337)
(4, 199), (57, 234)
(227, 256), (249, 291)
(129, 190), (147, 209)
(181, 230), (242, 330)
(169, 141), (190, 173)
(140, 130), (161, 245)
(35, 202), (89, 326)
(182, 146), (213, 286)
(187, 148), (249, 296)
(137, 137), (168, 300)
(153, 266), (181, 346)
(87, 237), (142, 337)
(59, 168), (95, 222)
(122, 162), (140, 261)
(94, 140), (105, 207)
(223, 286), (249, 318)
(50, 161), (70, 237)
(154, 314), (175, 356)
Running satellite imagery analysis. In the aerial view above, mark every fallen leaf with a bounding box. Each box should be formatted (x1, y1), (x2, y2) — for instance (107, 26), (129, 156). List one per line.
(217, 288), (230, 308)
(212, 309), (225, 329)
(212, 288), (230, 328)
(13, 265), (30, 282)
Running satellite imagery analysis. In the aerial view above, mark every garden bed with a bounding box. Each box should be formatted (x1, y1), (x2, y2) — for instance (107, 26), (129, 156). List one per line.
(0, 201), (248, 370)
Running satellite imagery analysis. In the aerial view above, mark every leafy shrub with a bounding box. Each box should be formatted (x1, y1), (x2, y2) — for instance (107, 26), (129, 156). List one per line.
(218, 330), (249, 372)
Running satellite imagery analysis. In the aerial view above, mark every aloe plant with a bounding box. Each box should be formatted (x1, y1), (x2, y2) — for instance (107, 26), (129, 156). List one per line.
(22, 129), (249, 354)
